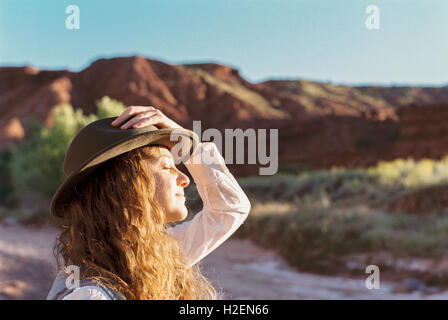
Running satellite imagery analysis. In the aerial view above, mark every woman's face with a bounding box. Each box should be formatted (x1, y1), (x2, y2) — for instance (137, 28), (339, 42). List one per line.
(145, 147), (190, 223)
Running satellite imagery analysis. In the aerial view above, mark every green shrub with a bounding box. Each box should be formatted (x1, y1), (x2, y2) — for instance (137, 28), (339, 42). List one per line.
(0, 148), (13, 203)
(8, 96), (126, 201)
(369, 157), (448, 188)
(237, 202), (448, 274)
(96, 96), (128, 119)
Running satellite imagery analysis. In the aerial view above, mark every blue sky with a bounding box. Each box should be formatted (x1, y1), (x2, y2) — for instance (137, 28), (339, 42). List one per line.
(0, 0), (447, 85)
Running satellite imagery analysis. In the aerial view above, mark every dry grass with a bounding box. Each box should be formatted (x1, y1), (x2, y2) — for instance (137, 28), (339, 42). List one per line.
(232, 158), (448, 274)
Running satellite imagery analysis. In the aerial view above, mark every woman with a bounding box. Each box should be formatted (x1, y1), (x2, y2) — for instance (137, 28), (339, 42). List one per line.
(46, 106), (251, 300)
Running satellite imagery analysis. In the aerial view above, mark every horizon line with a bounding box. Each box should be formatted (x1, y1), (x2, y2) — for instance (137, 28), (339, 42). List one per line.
(1, 53), (447, 89)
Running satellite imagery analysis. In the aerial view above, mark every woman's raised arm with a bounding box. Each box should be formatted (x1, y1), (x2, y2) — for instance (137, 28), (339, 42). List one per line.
(166, 142), (251, 267)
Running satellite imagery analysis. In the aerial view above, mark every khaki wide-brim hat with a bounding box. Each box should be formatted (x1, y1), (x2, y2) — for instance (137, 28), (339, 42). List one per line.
(50, 117), (199, 217)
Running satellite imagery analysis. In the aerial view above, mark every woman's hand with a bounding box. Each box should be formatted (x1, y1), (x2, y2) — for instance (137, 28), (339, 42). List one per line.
(110, 106), (183, 130)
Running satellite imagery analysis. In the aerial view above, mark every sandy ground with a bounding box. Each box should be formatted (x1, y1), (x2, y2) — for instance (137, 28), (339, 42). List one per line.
(1, 223), (448, 300)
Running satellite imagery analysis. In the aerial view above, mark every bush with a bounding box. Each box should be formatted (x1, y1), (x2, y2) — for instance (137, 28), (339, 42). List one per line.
(0, 148), (13, 204)
(236, 202), (448, 274)
(239, 169), (387, 209)
(8, 96), (126, 201)
(96, 96), (128, 119)
(369, 157), (448, 188)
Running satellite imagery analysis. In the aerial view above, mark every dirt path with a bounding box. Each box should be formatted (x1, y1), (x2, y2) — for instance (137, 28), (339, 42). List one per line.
(1, 223), (448, 300)
(202, 240), (448, 299)
(0, 223), (58, 299)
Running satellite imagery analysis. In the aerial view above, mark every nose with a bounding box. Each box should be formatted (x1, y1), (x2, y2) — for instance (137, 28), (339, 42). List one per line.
(177, 170), (190, 188)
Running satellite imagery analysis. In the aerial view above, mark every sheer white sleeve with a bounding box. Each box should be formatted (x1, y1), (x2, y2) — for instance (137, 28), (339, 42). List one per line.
(166, 142), (251, 267)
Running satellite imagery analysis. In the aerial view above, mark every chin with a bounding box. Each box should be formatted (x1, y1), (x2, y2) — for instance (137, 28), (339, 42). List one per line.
(167, 208), (188, 223)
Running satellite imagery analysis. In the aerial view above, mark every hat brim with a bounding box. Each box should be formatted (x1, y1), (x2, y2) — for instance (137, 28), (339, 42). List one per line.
(50, 127), (199, 218)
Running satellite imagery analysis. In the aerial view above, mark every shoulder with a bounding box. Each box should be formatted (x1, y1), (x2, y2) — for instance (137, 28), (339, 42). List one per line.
(62, 286), (113, 300)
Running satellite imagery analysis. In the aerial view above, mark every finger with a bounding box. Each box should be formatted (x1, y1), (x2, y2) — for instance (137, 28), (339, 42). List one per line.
(111, 106), (147, 126)
(111, 106), (156, 126)
(135, 112), (183, 130)
(132, 115), (170, 129)
(120, 111), (158, 129)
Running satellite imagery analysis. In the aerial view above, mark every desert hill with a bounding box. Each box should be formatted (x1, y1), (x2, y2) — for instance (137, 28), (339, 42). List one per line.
(1, 55), (448, 174)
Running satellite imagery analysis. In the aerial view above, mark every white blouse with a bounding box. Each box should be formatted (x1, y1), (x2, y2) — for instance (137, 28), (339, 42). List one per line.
(61, 142), (251, 300)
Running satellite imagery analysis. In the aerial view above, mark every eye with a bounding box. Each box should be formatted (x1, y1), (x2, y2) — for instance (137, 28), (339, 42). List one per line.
(160, 159), (176, 171)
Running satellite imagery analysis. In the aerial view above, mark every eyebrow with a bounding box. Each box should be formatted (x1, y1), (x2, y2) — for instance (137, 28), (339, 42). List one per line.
(158, 156), (174, 164)
(147, 155), (172, 166)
